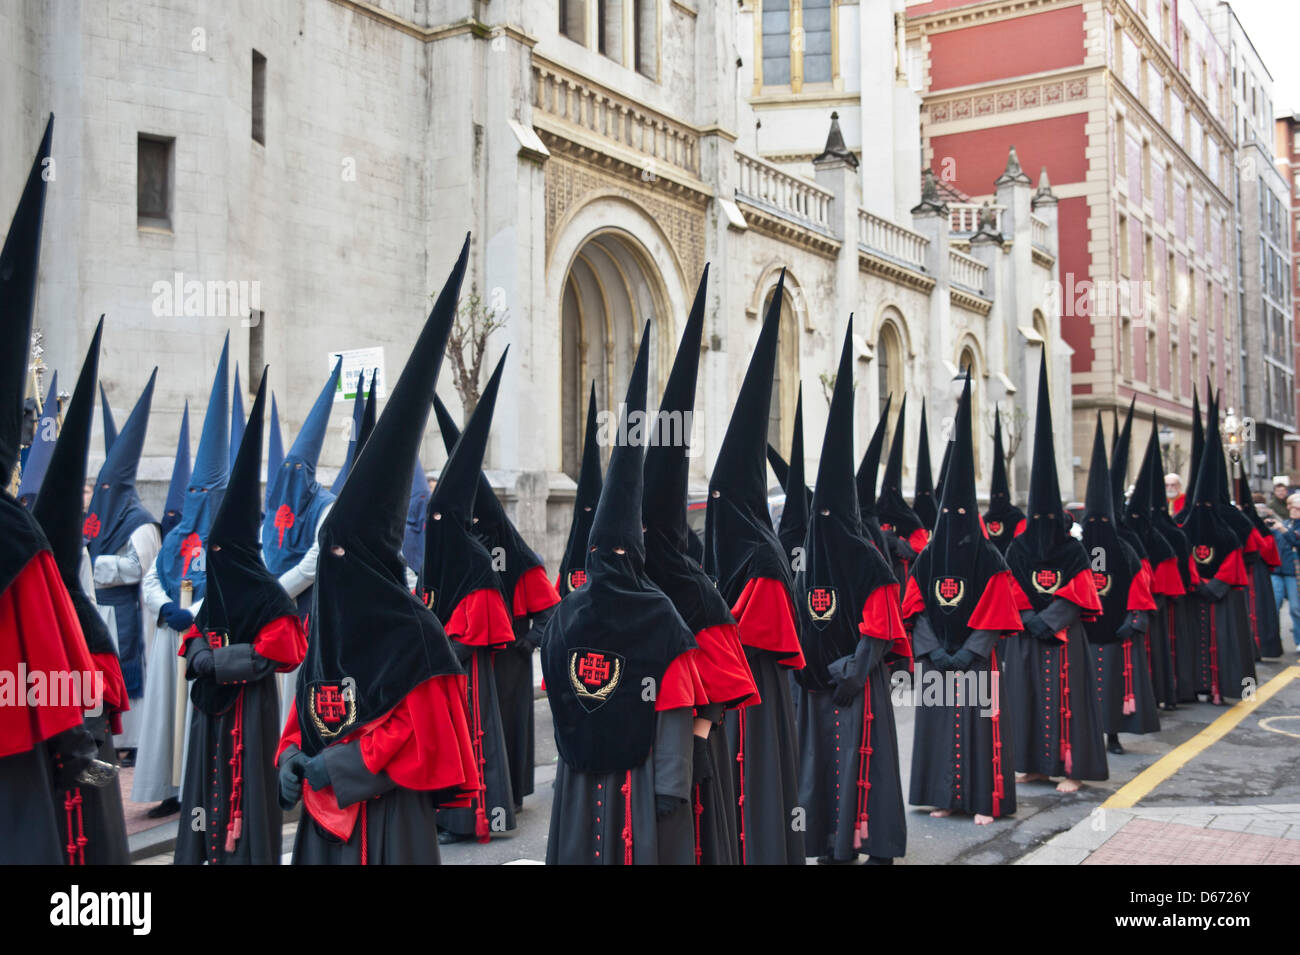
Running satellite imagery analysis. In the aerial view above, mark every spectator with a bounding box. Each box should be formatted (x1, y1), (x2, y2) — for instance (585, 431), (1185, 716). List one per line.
(1267, 493), (1300, 653)
(1165, 473), (1183, 514)
(1269, 476), (1291, 519)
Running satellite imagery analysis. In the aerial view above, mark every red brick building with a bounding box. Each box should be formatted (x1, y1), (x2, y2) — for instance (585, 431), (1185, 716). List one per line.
(1278, 113), (1300, 475)
(908, 0), (1236, 498)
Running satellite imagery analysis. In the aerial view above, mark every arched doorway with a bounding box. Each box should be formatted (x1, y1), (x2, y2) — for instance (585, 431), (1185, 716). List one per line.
(559, 229), (673, 479)
(876, 314), (905, 459)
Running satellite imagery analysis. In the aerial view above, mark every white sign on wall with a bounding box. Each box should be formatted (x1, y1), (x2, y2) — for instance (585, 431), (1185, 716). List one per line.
(328, 348), (386, 403)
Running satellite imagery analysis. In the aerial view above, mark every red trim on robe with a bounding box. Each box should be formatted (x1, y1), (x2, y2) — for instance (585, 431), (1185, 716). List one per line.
(1258, 534), (1282, 568)
(729, 576), (805, 669)
(1014, 518), (1027, 537)
(1009, 577), (1033, 612)
(89, 651), (128, 735)
(906, 528), (930, 553)
(689, 622), (759, 709)
(901, 575), (925, 620)
(978, 514), (988, 537)
(446, 588), (515, 649)
(511, 565), (560, 618)
(178, 615), (307, 673)
(277, 673), (478, 840)
(1152, 557), (1186, 597)
(858, 582), (910, 660)
(1215, 549), (1248, 588)
(1244, 530), (1260, 554)
(967, 571), (1026, 633)
(657, 651), (707, 712)
(1187, 558), (1203, 588)
(1126, 564), (1157, 612)
(0, 552), (99, 758)
(1171, 494), (1185, 514)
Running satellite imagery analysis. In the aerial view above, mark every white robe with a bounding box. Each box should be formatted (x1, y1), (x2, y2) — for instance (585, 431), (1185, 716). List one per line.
(90, 523), (161, 750)
(132, 562), (200, 804)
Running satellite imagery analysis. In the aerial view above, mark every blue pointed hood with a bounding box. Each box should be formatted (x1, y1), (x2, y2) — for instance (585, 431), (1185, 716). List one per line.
(154, 333), (229, 602)
(266, 391), (284, 503)
(16, 371), (58, 507)
(402, 456), (429, 575)
(100, 382), (118, 456)
(331, 368), (369, 492)
(161, 402), (191, 538)
(229, 361), (245, 473)
(86, 367), (158, 559)
(262, 358), (342, 575)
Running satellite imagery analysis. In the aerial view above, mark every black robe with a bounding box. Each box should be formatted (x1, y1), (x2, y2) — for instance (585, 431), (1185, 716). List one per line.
(1244, 549), (1283, 659)
(723, 649), (805, 863)
(176, 643), (284, 864)
(50, 714), (129, 865)
(500, 615), (542, 804)
(437, 645), (515, 838)
(0, 745), (64, 864)
(1004, 601), (1108, 780)
(546, 708), (695, 865)
(1189, 576), (1256, 703)
(1146, 594), (1180, 708)
(693, 705), (739, 865)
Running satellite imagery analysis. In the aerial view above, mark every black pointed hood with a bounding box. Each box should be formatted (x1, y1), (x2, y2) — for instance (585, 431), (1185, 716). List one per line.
(1211, 395), (1254, 546)
(912, 399), (938, 528)
(799, 317), (899, 686)
(558, 382), (603, 596)
(356, 371), (378, 459)
(773, 387), (811, 559)
(331, 368), (369, 492)
(877, 395), (924, 541)
(100, 383), (118, 456)
(294, 237), (469, 759)
(422, 351), (511, 631)
(161, 403), (191, 539)
(32, 318), (115, 660)
(1125, 410), (1175, 565)
(0, 116), (52, 484)
(1080, 413), (1143, 641)
(856, 393), (890, 527)
(1111, 396), (1136, 512)
(15, 372), (58, 507)
(911, 372), (1009, 652)
(984, 410), (1025, 553)
(540, 321), (695, 774)
(766, 444), (790, 491)
(1178, 387), (1204, 521)
(933, 431), (953, 509)
(193, 370), (297, 714)
(1149, 412), (1192, 587)
(704, 272), (792, 605)
(1005, 351), (1090, 607)
(643, 269), (738, 639)
(1181, 401), (1242, 583)
(86, 368), (158, 559)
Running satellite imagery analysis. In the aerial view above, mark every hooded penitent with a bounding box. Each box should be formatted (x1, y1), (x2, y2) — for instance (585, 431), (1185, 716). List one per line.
(704, 272), (796, 608)
(229, 363), (245, 473)
(1208, 390), (1254, 549)
(983, 412), (1025, 553)
(876, 395), (925, 552)
(293, 238), (469, 762)
(643, 267), (755, 709)
(770, 387), (811, 563)
(1176, 388), (1204, 523)
(541, 322), (695, 774)
(100, 382), (118, 457)
(933, 430), (953, 512)
(798, 316), (902, 691)
(262, 359), (341, 579)
(161, 403), (191, 540)
(557, 382), (603, 596)
(908, 373), (1012, 654)
(1124, 413), (1176, 575)
(912, 399), (938, 529)
(1181, 400), (1246, 582)
(1005, 351), (1093, 612)
(15, 373), (58, 508)
(402, 457), (429, 577)
(32, 317), (127, 715)
(189, 370), (299, 716)
(86, 369), (158, 562)
(1149, 412), (1193, 590)
(855, 394), (892, 555)
(155, 334), (230, 604)
(266, 393), (284, 503)
(330, 368), (369, 493)
(1079, 415), (1145, 645)
(1110, 397), (1151, 566)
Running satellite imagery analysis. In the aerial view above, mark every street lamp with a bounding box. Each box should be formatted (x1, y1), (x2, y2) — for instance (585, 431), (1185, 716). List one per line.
(1223, 408), (1242, 478)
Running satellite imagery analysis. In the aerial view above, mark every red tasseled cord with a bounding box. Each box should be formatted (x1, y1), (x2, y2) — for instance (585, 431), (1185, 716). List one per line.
(693, 783), (703, 866)
(1121, 638), (1136, 715)
(621, 770), (634, 866)
(470, 653), (490, 843)
(64, 788), (87, 865)
(1059, 639), (1073, 778)
(1246, 577), (1261, 653)
(853, 678), (874, 849)
(225, 692), (245, 854)
(1168, 608), (1178, 700)
(1209, 609), (1222, 705)
(989, 647), (1004, 818)
(736, 708), (747, 865)
(360, 800), (368, 866)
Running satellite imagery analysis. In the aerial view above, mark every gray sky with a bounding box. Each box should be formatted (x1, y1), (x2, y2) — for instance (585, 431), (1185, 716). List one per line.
(1226, 0), (1300, 118)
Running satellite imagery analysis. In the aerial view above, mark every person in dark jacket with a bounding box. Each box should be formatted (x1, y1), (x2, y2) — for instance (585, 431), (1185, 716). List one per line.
(1268, 494), (1300, 653)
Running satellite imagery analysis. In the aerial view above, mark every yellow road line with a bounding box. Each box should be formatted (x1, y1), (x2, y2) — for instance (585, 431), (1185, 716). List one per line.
(1102, 666), (1300, 809)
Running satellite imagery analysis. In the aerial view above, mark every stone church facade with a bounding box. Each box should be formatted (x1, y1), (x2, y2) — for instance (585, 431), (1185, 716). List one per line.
(2, 0), (1064, 566)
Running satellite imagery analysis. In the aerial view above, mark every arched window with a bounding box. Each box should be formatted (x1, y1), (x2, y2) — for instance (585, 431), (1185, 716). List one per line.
(877, 319), (904, 457)
(959, 345), (980, 477)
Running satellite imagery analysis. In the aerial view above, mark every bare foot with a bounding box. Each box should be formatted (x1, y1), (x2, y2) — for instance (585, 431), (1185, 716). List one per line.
(1056, 778), (1081, 793)
(929, 809), (952, 818)
(974, 813), (994, 826)
(1016, 773), (1050, 783)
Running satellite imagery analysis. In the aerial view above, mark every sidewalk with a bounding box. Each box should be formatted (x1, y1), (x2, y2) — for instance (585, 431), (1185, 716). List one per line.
(1017, 804), (1300, 865)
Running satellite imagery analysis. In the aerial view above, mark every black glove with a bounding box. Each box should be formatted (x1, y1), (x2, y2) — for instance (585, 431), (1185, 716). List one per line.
(655, 794), (685, 817)
(303, 752), (331, 791)
(831, 675), (860, 707)
(1115, 618), (1136, 641)
(692, 736), (713, 784)
(160, 601), (193, 632)
(189, 648), (215, 679)
(278, 752), (308, 808)
(949, 648), (976, 670)
(927, 649), (953, 671)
